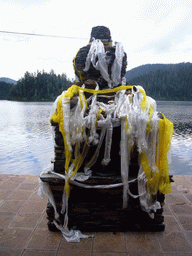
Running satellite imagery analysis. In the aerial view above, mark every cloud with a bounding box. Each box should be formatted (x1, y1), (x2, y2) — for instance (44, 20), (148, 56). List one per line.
(126, 0), (192, 69)
(1, 0), (191, 80)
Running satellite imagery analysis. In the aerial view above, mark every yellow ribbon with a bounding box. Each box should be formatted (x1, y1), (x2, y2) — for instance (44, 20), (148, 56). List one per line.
(51, 85), (173, 196)
(140, 114), (173, 195)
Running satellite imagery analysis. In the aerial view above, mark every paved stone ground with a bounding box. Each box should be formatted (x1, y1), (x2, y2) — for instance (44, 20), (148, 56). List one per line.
(0, 174), (192, 256)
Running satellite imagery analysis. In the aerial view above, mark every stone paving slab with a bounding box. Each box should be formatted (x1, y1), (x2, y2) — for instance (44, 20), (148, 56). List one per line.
(0, 174), (192, 255)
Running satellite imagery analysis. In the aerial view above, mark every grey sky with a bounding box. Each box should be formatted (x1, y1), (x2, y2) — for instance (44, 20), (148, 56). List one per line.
(1, 0), (191, 81)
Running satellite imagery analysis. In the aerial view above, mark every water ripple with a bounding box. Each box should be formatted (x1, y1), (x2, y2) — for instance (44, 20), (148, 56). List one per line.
(0, 100), (192, 175)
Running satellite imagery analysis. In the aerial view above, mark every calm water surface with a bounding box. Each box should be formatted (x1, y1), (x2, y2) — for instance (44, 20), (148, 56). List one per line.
(0, 101), (54, 175)
(0, 100), (191, 175)
(157, 101), (192, 175)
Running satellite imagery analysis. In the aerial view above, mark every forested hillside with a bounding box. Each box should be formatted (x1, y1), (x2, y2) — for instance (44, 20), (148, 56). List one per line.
(1, 62), (192, 101)
(126, 62), (192, 100)
(8, 70), (73, 101)
(0, 82), (13, 100)
(0, 77), (17, 85)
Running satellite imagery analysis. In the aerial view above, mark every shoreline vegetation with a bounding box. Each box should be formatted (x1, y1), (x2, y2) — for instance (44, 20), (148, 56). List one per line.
(7, 70), (73, 102)
(1, 62), (192, 102)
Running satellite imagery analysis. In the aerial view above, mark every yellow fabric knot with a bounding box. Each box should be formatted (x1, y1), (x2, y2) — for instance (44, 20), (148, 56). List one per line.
(50, 84), (173, 198)
(139, 87), (148, 110)
(140, 114), (173, 195)
(146, 104), (154, 132)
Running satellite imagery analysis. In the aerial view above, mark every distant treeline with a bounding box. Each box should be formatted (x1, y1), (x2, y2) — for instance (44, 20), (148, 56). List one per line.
(0, 82), (13, 100)
(8, 70), (73, 101)
(1, 62), (192, 101)
(127, 62), (192, 101)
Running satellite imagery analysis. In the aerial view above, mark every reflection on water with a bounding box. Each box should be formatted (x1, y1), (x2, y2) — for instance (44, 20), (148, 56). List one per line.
(157, 101), (192, 175)
(157, 101), (192, 138)
(0, 100), (192, 175)
(0, 101), (54, 175)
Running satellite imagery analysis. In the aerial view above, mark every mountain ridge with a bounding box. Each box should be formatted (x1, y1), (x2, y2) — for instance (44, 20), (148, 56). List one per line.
(0, 77), (17, 85)
(126, 62), (192, 101)
(125, 62), (190, 82)
(1, 62), (191, 101)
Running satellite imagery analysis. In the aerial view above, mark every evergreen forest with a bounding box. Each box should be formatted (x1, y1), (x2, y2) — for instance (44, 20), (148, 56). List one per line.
(126, 62), (192, 101)
(0, 82), (13, 100)
(8, 70), (73, 101)
(1, 62), (192, 102)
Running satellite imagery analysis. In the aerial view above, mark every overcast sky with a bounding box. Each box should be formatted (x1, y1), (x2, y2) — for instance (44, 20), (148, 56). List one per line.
(1, 0), (192, 81)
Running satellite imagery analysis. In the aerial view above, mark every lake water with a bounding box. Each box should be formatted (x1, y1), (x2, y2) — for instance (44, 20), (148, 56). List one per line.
(0, 100), (191, 176)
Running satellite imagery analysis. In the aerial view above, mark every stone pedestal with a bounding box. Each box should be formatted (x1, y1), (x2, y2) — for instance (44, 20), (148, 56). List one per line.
(40, 122), (172, 232)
